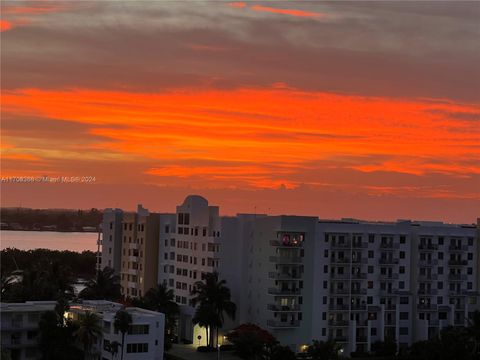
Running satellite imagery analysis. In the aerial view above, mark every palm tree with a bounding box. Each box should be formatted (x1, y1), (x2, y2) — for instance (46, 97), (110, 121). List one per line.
(74, 312), (102, 360)
(192, 303), (221, 348)
(114, 309), (132, 360)
(467, 310), (480, 357)
(142, 283), (179, 336)
(108, 341), (121, 360)
(79, 267), (121, 301)
(191, 272), (236, 348)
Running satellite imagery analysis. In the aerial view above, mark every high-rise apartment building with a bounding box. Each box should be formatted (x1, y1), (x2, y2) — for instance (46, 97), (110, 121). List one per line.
(101, 195), (480, 354)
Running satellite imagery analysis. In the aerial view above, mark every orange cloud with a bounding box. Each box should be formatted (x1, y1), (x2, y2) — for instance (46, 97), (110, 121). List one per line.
(0, 19), (12, 32)
(1, 3), (70, 15)
(228, 2), (247, 9)
(2, 87), (479, 191)
(250, 5), (325, 18)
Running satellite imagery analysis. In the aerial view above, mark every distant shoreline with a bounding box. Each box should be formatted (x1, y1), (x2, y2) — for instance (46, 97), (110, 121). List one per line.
(0, 229), (99, 233)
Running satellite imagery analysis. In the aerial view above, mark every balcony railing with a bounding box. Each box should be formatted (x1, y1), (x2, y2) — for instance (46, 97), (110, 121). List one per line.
(269, 256), (303, 264)
(328, 320), (349, 327)
(331, 258), (350, 264)
(379, 258), (399, 265)
(267, 287), (300, 295)
(418, 274), (438, 281)
(448, 259), (468, 266)
(268, 272), (302, 280)
(379, 273), (399, 280)
(419, 259), (438, 266)
(449, 245), (468, 252)
(352, 242), (368, 249)
(267, 304), (301, 312)
(417, 303), (437, 311)
(418, 288), (438, 295)
(331, 242), (351, 249)
(380, 243), (399, 250)
(269, 240), (302, 248)
(419, 244), (438, 251)
(448, 274), (467, 281)
(329, 304), (349, 311)
(266, 320), (300, 328)
(351, 288), (367, 295)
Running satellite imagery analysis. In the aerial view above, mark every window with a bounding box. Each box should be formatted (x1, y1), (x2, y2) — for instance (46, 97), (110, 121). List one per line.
(438, 282), (443, 289)
(438, 252), (444, 260)
(468, 267), (473, 275)
(367, 296), (373, 304)
(368, 266), (374, 274)
(165, 225), (170, 233)
(126, 343), (148, 353)
(400, 297), (409, 304)
(438, 237), (444, 245)
(400, 251), (405, 259)
(468, 282), (473, 290)
(369, 234), (375, 243)
(323, 281), (328, 289)
(324, 249), (329, 258)
(399, 327), (408, 336)
(322, 328), (326, 336)
(399, 266), (405, 274)
(468, 253), (473, 261)
(371, 327), (377, 336)
(324, 265), (328, 274)
(437, 297), (443, 305)
(438, 267), (443, 275)
(400, 236), (406, 244)
(468, 238), (473, 246)
(368, 250), (374, 258)
(128, 325), (149, 335)
(399, 312), (408, 320)
(399, 281), (405, 289)
(184, 213), (190, 225)
(368, 281), (373, 289)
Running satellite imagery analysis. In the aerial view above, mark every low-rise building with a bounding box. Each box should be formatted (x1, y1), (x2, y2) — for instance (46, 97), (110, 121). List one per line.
(66, 300), (165, 360)
(0, 301), (57, 360)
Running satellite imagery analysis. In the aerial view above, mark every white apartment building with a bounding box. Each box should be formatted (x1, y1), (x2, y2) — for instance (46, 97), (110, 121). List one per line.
(101, 195), (480, 354)
(241, 216), (480, 354)
(66, 300), (165, 360)
(0, 301), (57, 360)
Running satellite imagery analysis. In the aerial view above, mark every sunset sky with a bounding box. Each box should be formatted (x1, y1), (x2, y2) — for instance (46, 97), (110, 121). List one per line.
(1, 0), (479, 222)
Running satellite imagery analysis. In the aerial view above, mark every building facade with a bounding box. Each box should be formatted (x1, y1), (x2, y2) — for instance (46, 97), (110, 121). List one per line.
(0, 301), (57, 360)
(66, 300), (164, 360)
(100, 195), (480, 354)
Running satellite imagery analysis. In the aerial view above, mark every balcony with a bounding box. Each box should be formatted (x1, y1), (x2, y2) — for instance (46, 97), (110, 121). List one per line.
(351, 288), (367, 295)
(379, 258), (399, 265)
(266, 320), (300, 328)
(331, 258), (350, 264)
(418, 274), (438, 281)
(352, 258), (368, 265)
(448, 259), (467, 266)
(329, 304), (349, 311)
(449, 245), (468, 252)
(267, 304), (301, 312)
(448, 274), (467, 281)
(379, 273), (399, 280)
(269, 256), (302, 264)
(419, 244), (438, 251)
(267, 287), (300, 296)
(331, 242), (351, 249)
(328, 320), (349, 327)
(330, 288), (350, 295)
(379, 289), (398, 296)
(333, 336), (348, 342)
(351, 304), (367, 311)
(418, 288), (438, 296)
(419, 259), (438, 267)
(352, 242), (368, 249)
(417, 303), (437, 311)
(380, 243), (399, 250)
(356, 336), (368, 343)
(268, 272), (302, 280)
(269, 240), (302, 248)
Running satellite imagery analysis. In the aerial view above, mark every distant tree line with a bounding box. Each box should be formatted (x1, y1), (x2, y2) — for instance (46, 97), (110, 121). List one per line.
(1, 248), (96, 281)
(1, 207), (102, 231)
